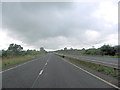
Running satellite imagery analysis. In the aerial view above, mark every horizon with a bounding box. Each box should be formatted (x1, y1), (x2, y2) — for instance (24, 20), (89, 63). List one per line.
(1, 43), (119, 52)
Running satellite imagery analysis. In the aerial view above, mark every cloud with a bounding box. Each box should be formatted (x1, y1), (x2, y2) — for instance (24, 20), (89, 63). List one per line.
(93, 1), (118, 24)
(1, 1), (118, 51)
(85, 30), (100, 42)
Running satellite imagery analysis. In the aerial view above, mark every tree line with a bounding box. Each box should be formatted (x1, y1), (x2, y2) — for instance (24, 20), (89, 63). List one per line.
(83, 45), (119, 56)
(57, 44), (120, 56)
(2, 43), (47, 58)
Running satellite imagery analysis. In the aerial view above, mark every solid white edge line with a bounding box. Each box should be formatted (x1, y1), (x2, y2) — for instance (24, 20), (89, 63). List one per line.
(60, 57), (120, 89)
(0, 58), (41, 73)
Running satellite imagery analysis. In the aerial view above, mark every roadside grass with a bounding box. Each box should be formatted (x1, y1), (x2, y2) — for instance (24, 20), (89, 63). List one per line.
(2, 54), (44, 68)
(82, 55), (119, 58)
(58, 55), (119, 79)
(102, 55), (119, 58)
(58, 52), (119, 58)
(0, 58), (1, 69)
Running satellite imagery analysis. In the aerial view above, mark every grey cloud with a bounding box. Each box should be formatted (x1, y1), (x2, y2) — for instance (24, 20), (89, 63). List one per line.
(2, 2), (117, 50)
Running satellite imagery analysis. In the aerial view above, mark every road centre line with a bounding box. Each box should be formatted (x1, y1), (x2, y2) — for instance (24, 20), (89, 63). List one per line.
(31, 57), (49, 88)
(39, 70), (43, 75)
(60, 57), (120, 89)
(45, 63), (47, 65)
(41, 58), (49, 71)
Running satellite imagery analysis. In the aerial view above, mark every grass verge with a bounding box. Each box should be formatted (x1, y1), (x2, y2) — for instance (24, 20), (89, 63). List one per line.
(2, 54), (45, 68)
(58, 55), (120, 79)
(82, 55), (119, 58)
(58, 52), (119, 58)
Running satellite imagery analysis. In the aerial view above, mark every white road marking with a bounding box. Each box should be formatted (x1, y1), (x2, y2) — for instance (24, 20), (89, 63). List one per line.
(31, 57), (49, 88)
(45, 63), (47, 65)
(39, 58), (49, 75)
(0, 58), (41, 73)
(60, 57), (120, 89)
(47, 58), (49, 63)
(39, 70), (43, 75)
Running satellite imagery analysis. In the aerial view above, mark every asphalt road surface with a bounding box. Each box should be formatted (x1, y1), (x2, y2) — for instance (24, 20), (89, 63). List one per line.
(56, 53), (118, 66)
(2, 53), (118, 88)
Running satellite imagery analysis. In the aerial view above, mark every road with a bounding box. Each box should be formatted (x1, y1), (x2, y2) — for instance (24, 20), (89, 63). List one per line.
(2, 53), (118, 88)
(56, 53), (118, 66)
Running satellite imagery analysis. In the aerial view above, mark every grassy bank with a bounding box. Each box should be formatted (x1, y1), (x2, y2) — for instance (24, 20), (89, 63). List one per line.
(57, 51), (119, 58)
(2, 54), (44, 68)
(58, 55), (119, 79)
(80, 54), (119, 58)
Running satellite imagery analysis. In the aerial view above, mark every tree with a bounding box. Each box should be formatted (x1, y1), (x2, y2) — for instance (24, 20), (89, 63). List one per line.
(82, 48), (85, 51)
(70, 48), (73, 51)
(2, 44), (24, 57)
(100, 45), (116, 56)
(2, 49), (7, 57)
(40, 47), (46, 53)
(64, 47), (67, 51)
(114, 45), (120, 56)
(8, 43), (23, 53)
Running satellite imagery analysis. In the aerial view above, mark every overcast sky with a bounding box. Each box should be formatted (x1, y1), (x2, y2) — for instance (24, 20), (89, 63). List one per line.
(1, 0), (119, 51)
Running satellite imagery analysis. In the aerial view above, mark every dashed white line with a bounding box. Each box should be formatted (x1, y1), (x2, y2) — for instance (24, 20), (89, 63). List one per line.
(45, 63), (47, 65)
(39, 70), (43, 75)
(39, 58), (49, 75)
(31, 58), (49, 88)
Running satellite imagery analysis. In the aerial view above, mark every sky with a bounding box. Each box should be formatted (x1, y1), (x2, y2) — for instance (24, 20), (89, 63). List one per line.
(0, 0), (119, 51)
